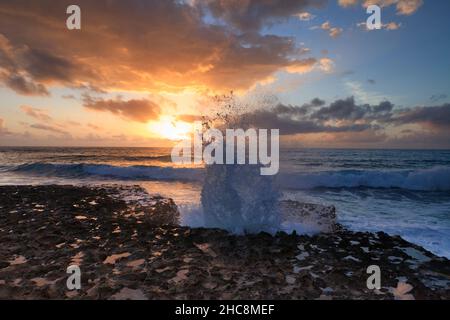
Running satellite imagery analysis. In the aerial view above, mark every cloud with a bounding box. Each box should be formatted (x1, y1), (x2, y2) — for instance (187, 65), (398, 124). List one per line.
(328, 27), (343, 38)
(0, 0), (329, 94)
(83, 96), (161, 123)
(230, 96), (449, 148)
(0, 118), (11, 135)
(285, 58), (318, 74)
(239, 96), (449, 135)
(176, 114), (204, 122)
(0, 33), (89, 96)
(20, 105), (53, 122)
(237, 97), (385, 135)
(66, 120), (81, 126)
(316, 21), (343, 38)
(243, 107), (373, 135)
(385, 128), (450, 149)
(299, 47), (312, 55)
(384, 22), (402, 30)
(388, 104), (450, 127)
(345, 81), (388, 104)
(388, 0), (423, 15)
(318, 58), (335, 72)
(199, 0), (325, 31)
(342, 0), (424, 15)
(87, 123), (102, 131)
(430, 94), (447, 102)
(0, 73), (49, 96)
(259, 97), (450, 146)
(284, 57), (335, 74)
(20, 48), (84, 83)
(310, 96), (394, 121)
(357, 21), (402, 31)
(29, 123), (69, 135)
(338, 0), (359, 7)
(62, 94), (76, 100)
(295, 12), (316, 21)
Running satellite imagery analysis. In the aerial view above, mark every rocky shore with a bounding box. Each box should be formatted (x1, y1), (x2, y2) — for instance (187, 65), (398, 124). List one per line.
(0, 185), (449, 300)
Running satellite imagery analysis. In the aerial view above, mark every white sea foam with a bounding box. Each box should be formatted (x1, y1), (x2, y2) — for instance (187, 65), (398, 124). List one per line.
(279, 166), (450, 191)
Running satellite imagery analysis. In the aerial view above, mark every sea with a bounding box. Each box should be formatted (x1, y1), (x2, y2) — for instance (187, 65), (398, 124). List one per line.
(0, 147), (449, 258)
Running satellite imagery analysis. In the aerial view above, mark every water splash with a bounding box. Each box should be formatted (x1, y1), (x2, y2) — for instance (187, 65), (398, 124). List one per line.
(201, 164), (281, 234)
(198, 92), (282, 234)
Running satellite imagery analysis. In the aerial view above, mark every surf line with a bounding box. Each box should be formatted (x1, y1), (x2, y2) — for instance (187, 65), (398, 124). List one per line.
(171, 127), (280, 176)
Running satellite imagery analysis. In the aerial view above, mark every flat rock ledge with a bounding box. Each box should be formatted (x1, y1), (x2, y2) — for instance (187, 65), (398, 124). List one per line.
(280, 200), (339, 233)
(0, 185), (449, 300)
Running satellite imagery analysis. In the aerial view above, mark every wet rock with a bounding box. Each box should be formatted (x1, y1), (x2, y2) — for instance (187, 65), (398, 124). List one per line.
(280, 200), (338, 233)
(0, 185), (448, 300)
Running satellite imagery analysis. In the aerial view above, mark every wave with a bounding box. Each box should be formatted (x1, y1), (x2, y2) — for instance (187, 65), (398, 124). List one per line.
(279, 166), (450, 191)
(10, 162), (204, 182)
(6, 162), (450, 191)
(41, 154), (173, 162)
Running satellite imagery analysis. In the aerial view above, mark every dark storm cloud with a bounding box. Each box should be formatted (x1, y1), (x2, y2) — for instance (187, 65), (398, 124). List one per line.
(238, 97), (377, 135)
(272, 98), (326, 117)
(21, 48), (81, 83)
(0, 33), (93, 95)
(310, 97), (393, 121)
(83, 96), (161, 123)
(239, 97), (450, 136)
(1, 73), (49, 96)
(243, 108), (372, 135)
(199, 0), (326, 31)
(388, 104), (450, 127)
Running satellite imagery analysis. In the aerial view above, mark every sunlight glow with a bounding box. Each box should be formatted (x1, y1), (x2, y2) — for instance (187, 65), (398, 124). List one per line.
(147, 116), (194, 141)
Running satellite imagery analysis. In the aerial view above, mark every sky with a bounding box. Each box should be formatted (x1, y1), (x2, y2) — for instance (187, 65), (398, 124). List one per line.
(0, 0), (449, 148)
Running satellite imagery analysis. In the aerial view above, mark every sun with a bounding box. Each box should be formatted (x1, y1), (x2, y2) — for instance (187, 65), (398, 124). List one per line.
(147, 116), (194, 141)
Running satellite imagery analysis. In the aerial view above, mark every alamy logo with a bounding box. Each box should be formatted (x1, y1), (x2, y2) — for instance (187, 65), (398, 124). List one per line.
(366, 265), (381, 290)
(66, 265), (81, 290)
(366, 5), (382, 30)
(66, 5), (81, 30)
(171, 124), (280, 175)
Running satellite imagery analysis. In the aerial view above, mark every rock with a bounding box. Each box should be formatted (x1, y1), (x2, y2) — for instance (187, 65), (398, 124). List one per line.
(279, 200), (338, 233)
(0, 185), (448, 300)
(110, 287), (147, 300)
(392, 282), (415, 300)
(143, 197), (180, 226)
(103, 253), (131, 265)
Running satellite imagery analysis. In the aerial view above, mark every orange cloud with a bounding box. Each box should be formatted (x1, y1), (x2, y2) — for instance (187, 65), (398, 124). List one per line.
(322, 21), (344, 38)
(338, 0), (359, 7)
(83, 96), (161, 123)
(340, 0), (424, 15)
(0, 0), (327, 95)
(0, 117), (11, 135)
(20, 105), (53, 122)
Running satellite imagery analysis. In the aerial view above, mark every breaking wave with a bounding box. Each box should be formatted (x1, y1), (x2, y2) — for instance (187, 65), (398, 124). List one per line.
(10, 162), (203, 182)
(280, 166), (450, 191)
(6, 162), (450, 191)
